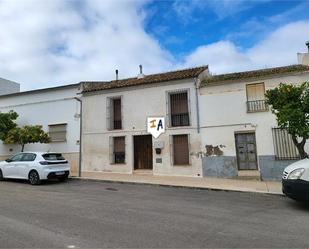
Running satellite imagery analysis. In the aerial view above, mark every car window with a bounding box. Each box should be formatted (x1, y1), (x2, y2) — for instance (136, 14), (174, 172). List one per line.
(42, 153), (65, 160)
(21, 153), (36, 162)
(9, 153), (24, 162)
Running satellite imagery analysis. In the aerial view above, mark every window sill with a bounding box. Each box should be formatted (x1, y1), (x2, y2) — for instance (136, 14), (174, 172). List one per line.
(110, 163), (127, 165)
(173, 164), (191, 167)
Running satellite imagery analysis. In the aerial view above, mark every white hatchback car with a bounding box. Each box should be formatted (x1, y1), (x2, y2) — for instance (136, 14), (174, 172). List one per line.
(0, 152), (70, 185)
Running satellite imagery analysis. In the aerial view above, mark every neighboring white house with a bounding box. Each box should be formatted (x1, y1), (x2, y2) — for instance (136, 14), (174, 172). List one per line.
(0, 77), (20, 95)
(199, 48), (309, 180)
(80, 66), (208, 177)
(0, 84), (81, 176)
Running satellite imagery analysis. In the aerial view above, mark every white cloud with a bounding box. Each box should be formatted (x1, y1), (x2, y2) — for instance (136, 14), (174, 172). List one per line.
(0, 0), (308, 90)
(183, 21), (309, 74)
(0, 0), (173, 90)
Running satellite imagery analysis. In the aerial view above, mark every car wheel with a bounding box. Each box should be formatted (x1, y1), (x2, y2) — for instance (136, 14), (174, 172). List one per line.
(58, 176), (68, 182)
(0, 169), (4, 181)
(28, 170), (41, 185)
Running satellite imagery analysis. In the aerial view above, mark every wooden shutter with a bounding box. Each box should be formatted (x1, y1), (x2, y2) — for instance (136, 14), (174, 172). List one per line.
(106, 98), (111, 130)
(109, 136), (114, 163)
(48, 124), (67, 142)
(173, 134), (189, 165)
(246, 83), (265, 101)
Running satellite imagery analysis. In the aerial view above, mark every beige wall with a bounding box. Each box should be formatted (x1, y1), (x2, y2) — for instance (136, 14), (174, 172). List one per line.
(82, 79), (203, 177)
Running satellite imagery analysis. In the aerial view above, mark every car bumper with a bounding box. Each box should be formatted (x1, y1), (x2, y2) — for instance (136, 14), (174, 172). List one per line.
(46, 170), (70, 179)
(282, 179), (309, 200)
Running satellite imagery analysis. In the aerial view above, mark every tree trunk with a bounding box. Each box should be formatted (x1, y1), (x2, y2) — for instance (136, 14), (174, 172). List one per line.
(291, 136), (308, 159)
(21, 144), (25, 152)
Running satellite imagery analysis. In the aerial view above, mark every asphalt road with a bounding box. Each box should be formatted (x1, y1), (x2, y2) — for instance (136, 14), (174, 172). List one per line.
(0, 179), (309, 248)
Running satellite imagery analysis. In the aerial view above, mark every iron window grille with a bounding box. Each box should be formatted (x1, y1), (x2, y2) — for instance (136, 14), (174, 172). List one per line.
(169, 91), (190, 127)
(247, 100), (269, 112)
(107, 96), (123, 130)
(272, 128), (300, 160)
(112, 136), (125, 164)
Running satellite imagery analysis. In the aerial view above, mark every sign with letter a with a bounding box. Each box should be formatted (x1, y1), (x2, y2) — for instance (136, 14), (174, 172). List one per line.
(147, 117), (165, 138)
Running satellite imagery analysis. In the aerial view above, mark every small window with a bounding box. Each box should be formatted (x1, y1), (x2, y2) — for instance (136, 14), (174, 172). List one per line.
(107, 97), (122, 130)
(49, 124), (67, 142)
(21, 153), (36, 162)
(172, 134), (189, 165)
(113, 137), (125, 164)
(9, 153), (24, 162)
(42, 153), (65, 161)
(272, 128), (300, 160)
(169, 91), (190, 127)
(246, 83), (268, 112)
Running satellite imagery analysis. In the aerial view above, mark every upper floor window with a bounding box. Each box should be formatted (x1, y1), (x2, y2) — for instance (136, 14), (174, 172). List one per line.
(246, 83), (268, 112)
(168, 90), (190, 127)
(48, 123), (67, 142)
(107, 96), (122, 130)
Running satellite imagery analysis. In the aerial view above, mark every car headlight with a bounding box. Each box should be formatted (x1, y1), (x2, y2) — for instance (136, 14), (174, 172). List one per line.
(288, 168), (305, 180)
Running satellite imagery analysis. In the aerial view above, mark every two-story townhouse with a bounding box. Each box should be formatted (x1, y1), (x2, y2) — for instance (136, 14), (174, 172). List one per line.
(0, 84), (81, 176)
(80, 66), (208, 177)
(199, 48), (309, 180)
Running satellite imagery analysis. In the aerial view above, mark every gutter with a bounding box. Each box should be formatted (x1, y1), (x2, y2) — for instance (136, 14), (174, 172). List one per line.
(74, 97), (83, 177)
(194, 77), (200, 133)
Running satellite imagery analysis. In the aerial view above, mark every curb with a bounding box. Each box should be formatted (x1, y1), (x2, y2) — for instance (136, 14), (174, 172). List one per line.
(69, 177), (284, 197)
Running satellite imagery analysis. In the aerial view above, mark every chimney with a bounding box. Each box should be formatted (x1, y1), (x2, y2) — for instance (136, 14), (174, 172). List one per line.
(297, 41), (309, 66)
(137, 64), (145, 79)
(115, 69), (119, 81)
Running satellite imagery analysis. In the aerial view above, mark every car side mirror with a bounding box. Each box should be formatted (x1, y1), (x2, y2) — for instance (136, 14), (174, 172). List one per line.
(5, 159), (12, 163)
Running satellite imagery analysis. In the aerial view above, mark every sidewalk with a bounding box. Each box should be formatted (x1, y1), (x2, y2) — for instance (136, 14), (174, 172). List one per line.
(71, 171), (283, 195)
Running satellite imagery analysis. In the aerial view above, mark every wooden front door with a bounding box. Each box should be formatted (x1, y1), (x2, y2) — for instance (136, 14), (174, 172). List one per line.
(134, 135), (153, 170)
(235, 132), (258, 170)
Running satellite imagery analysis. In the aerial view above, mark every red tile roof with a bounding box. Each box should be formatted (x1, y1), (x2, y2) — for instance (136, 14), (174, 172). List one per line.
(81, 66), (208, 93)
(202, 64), (309, 86)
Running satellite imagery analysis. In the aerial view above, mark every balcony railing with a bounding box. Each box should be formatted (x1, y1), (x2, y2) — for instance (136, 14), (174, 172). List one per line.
(247, 100), (268, 113)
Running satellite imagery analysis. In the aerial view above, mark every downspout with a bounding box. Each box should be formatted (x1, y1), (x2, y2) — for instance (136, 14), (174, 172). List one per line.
(74, 97), (82, 177)
(194, 77), (200, 133)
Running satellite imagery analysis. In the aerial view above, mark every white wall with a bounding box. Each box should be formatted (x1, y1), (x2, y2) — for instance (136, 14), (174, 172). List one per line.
(0, 77), (20, 95)
(82, 79), (203, 177)
(199, 72), (309, 157)
(0, 85), (81, 174)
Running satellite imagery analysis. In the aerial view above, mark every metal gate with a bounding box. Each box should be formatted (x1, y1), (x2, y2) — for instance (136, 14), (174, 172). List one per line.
(235, 132), (258, 170)
(134, 135), (153, 170)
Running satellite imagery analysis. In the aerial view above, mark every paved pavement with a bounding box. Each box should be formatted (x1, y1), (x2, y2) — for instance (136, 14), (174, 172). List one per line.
(77, 171), (282, 195)
(0, 179), (308, 248)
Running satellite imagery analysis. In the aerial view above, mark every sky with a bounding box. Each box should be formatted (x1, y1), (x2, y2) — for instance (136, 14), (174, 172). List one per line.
(0, 0), (308, 90)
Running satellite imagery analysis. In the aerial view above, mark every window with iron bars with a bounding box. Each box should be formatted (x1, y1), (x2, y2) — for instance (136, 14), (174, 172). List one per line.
(107, 97), (122, 130)
(169, 91), (190, 127)
(111, 136), (125, 164)
(272, 128), (300, 160)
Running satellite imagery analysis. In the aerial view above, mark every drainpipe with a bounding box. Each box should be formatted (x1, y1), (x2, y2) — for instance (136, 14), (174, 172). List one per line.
(74, 97), (82, 177)
(194, 77), (200, 133)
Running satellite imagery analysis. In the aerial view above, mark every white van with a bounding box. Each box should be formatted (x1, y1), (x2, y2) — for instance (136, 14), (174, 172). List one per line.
(282, 158), (309, 200)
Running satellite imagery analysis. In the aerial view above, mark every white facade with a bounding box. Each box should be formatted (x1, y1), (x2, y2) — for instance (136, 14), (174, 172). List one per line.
(0, 77), (20, 95)
(0, 84), (81, 175)
(81, 75), (207, 177)
(199, 69), (309, 179)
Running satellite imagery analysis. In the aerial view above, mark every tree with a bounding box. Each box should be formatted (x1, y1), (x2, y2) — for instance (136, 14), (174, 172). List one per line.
(4, 125), (51, 152)
(0, 110), (18, 141)
(265, 82), (309, 159)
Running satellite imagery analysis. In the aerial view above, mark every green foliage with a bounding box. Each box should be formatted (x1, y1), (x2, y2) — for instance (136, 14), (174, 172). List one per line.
(0, 111), (18, 141)
(4, 125), (50, 152)
(265, 82), (309, 158)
